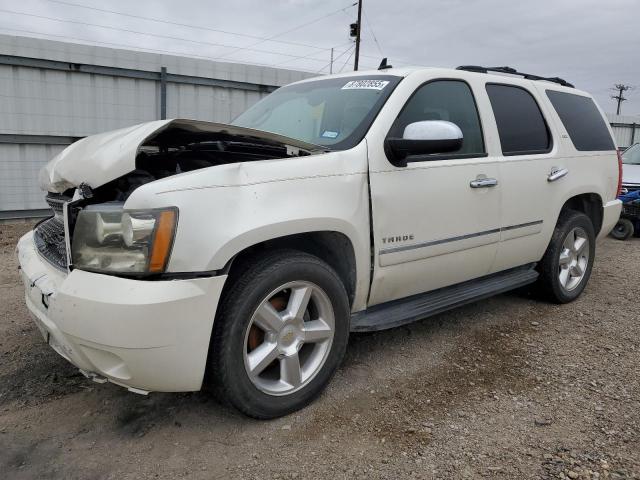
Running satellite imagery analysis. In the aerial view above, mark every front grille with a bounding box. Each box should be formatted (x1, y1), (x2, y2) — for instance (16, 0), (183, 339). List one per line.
(34, 193), (71, 270)
(622, 202), (640, 217)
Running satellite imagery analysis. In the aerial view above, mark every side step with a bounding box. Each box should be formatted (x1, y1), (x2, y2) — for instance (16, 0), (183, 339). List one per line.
(350, 265), (539, 332)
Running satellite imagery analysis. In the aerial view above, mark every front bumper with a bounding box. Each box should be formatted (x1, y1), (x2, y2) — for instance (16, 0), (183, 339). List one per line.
(16, 231), (227, 393)
(598, 199), (623, 240)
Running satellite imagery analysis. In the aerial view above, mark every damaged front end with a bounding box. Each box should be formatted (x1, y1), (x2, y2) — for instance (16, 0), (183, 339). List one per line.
(34, 119), (325, 275)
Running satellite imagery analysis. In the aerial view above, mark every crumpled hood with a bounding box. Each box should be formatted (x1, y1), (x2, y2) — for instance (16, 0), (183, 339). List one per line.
(39, 119), (324, 193)
(623, 163), (640, 186)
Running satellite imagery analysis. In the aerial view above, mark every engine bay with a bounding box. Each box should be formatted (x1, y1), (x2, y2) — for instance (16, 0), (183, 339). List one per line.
(91, 124), (318, 202)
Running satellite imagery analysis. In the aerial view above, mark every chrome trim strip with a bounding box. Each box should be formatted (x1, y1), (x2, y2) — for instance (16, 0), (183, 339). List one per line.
(500, 220), (544, 231)
(381, 228), (501, 255)
(379, 220), (543, 255)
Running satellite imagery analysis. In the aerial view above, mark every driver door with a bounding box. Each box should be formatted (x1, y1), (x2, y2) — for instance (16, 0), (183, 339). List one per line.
(367, 78), (501, 306)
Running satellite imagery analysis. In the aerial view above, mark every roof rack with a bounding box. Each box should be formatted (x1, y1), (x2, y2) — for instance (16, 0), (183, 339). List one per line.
(456, 65), (574, 88)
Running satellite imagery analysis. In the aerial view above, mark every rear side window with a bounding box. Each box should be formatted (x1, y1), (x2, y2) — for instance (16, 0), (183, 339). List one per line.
(546, 90), (615, 151)
(486, 84), (551, 156)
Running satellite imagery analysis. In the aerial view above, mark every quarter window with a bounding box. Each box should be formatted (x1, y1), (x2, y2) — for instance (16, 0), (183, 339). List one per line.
(486, 84), (551, 155)
(546, 90), (615, 151)
(388, 80), (485, 158)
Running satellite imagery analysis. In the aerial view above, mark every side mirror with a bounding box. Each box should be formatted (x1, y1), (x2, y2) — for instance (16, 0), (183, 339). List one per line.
(385, 120), (463, 167)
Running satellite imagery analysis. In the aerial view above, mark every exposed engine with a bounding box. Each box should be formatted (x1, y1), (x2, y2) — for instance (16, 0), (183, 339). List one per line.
(34, 122), (321, 272)
(91, 125), (316, 202)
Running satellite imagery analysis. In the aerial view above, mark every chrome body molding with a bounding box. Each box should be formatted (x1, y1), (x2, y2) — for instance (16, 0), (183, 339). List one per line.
(379, 220), (544, 255)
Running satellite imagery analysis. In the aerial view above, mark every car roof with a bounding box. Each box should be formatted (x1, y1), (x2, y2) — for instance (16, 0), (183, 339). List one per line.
(293, 66), (588, 97)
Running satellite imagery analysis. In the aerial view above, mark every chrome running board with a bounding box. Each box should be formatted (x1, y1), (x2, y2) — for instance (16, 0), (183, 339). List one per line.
(350, 264), (538, 332)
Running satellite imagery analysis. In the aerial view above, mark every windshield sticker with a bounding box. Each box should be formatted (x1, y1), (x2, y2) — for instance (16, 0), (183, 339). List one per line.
(342, 79), (390, 90)
(321, 130), (339, 139)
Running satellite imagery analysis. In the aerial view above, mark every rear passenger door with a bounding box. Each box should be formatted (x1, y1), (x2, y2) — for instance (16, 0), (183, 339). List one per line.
(484, 83), (562, 272)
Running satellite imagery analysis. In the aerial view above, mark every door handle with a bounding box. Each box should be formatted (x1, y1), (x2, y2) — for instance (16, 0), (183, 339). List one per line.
(548, 167), (569, 182)
(470, 177), (498, 188)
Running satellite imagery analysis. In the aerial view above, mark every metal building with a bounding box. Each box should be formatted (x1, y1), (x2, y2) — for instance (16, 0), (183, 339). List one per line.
(607, 113), (640, 150)
(0, 34), (312, 219)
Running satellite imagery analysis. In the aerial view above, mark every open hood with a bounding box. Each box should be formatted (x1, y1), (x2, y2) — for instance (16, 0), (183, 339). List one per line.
(39, 119), (325, 193)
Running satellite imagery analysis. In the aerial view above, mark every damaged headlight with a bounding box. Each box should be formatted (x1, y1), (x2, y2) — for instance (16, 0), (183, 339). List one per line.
(71, 204), (178, 275)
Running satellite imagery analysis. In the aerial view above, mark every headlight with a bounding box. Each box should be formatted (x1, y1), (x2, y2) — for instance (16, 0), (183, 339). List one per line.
(71, 204), (178, 275)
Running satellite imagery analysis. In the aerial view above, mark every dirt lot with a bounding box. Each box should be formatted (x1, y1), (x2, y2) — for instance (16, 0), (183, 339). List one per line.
(0, 222), (638, 480)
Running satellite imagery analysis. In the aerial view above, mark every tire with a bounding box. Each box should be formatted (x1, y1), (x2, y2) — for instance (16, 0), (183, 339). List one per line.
(537, 210), (596, 304)
(609, 218), (634, 240)
(207, 249), (350, 419)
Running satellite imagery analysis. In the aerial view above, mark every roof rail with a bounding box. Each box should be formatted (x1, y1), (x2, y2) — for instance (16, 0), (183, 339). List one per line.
(456, 65), (574, 88)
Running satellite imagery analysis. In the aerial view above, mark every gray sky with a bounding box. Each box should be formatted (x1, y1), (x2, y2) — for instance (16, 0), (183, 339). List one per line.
(1, 0), (639, 115)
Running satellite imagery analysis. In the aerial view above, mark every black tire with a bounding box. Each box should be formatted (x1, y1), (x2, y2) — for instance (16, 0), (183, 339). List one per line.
(537, 210), (596, 304)
(609, 218), (634, 240)
(207, 249), (350, 419)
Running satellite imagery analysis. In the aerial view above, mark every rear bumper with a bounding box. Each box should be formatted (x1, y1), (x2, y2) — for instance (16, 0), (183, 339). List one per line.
(598, 199), (623, 240)
(17, 231), (227, 393)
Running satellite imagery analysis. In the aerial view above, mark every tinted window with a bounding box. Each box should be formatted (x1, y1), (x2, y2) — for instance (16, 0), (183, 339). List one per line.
(546, 90), (615, 151)
(486, 84), (551, 155)
(388, 80), (485, 157)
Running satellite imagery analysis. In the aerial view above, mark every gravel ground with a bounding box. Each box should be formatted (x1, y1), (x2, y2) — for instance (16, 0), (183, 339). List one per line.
(1, 222), (639, 479)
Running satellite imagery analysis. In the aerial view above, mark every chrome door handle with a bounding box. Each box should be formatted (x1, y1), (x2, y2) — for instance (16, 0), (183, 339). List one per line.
(548, 167), (569, 182)
(470, 177), (498, 188)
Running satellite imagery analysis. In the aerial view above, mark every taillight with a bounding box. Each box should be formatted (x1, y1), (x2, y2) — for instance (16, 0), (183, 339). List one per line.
(616, 150), (623, 197)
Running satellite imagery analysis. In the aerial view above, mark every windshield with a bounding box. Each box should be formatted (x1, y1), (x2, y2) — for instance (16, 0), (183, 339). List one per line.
(232, 75), (401, 150)
(622, 143), (640, 165)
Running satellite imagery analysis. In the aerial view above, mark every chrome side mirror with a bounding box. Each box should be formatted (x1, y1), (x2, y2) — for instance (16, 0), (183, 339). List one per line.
(385, 120), (463, 167)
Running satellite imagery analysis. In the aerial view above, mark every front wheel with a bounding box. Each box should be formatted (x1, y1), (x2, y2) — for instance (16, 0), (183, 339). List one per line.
(537, 210), (596, 303)
(208, 250), (350, 419)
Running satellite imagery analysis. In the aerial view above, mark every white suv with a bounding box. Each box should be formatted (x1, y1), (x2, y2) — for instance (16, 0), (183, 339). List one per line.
(17, 65), (622, 418)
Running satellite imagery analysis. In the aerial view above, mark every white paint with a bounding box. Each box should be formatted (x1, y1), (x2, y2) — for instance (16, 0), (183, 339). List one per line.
(38, 119), (325, 193)
(16, 66), (622, 395)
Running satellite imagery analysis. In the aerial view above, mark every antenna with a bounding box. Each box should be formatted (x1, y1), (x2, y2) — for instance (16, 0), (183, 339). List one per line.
(378, 58), (392, 70)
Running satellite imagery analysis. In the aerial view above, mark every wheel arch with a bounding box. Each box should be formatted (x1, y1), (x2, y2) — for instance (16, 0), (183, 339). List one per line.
(219, 229), (361, 309)
(557, 192), (603, 234)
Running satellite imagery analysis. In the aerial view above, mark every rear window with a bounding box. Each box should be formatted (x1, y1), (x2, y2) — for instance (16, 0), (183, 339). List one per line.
(486, 84), (551, 156)
(546, 90), (615, 151)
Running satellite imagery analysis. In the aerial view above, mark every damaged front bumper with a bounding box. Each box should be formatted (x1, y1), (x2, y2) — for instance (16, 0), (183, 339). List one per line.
(16, 231), (227, 393)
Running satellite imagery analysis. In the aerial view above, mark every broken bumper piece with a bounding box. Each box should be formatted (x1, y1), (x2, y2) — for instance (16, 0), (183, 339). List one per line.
(16, 231), (227, 393)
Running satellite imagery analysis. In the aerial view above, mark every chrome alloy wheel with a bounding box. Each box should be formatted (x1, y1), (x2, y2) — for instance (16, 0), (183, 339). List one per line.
(558, 226), (590, 291)
(243, 281), (335, 396)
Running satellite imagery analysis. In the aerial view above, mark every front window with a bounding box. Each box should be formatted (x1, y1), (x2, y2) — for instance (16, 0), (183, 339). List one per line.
(233, 75), (401, 150)
(622, 144), (640, 165)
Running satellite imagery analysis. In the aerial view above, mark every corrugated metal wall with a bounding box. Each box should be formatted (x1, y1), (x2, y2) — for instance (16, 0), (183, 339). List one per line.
(0, 144), (67, 211)
(607, 113), (640, 149)
(0, 34), (312, 218)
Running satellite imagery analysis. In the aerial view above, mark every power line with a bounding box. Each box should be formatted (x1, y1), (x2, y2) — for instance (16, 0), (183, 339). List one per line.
(45, 0), (337, 53)
(50, 0), (425, 68)
(217, 3), (357, 60)
(317, 44), (354, 73)
(0, 8), (344, 66)
(275, 40), (353, 68)
(339, 47), (356, 73)
(362, 9), (384, 57)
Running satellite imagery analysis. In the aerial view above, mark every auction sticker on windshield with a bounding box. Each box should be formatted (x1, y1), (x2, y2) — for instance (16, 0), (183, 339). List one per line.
(342, 80), (390, 90)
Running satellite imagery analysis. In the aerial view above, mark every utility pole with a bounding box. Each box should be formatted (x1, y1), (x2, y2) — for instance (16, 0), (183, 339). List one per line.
(611, 84), (632, 115)
(330, 48), (334, 74)
(354, 0), (362, 71)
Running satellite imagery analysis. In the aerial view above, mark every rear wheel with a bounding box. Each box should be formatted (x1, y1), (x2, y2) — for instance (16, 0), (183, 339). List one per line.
(609, 218), (634, 240)
(208, 250), (350, 419)
(537, 210), (596, 303)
